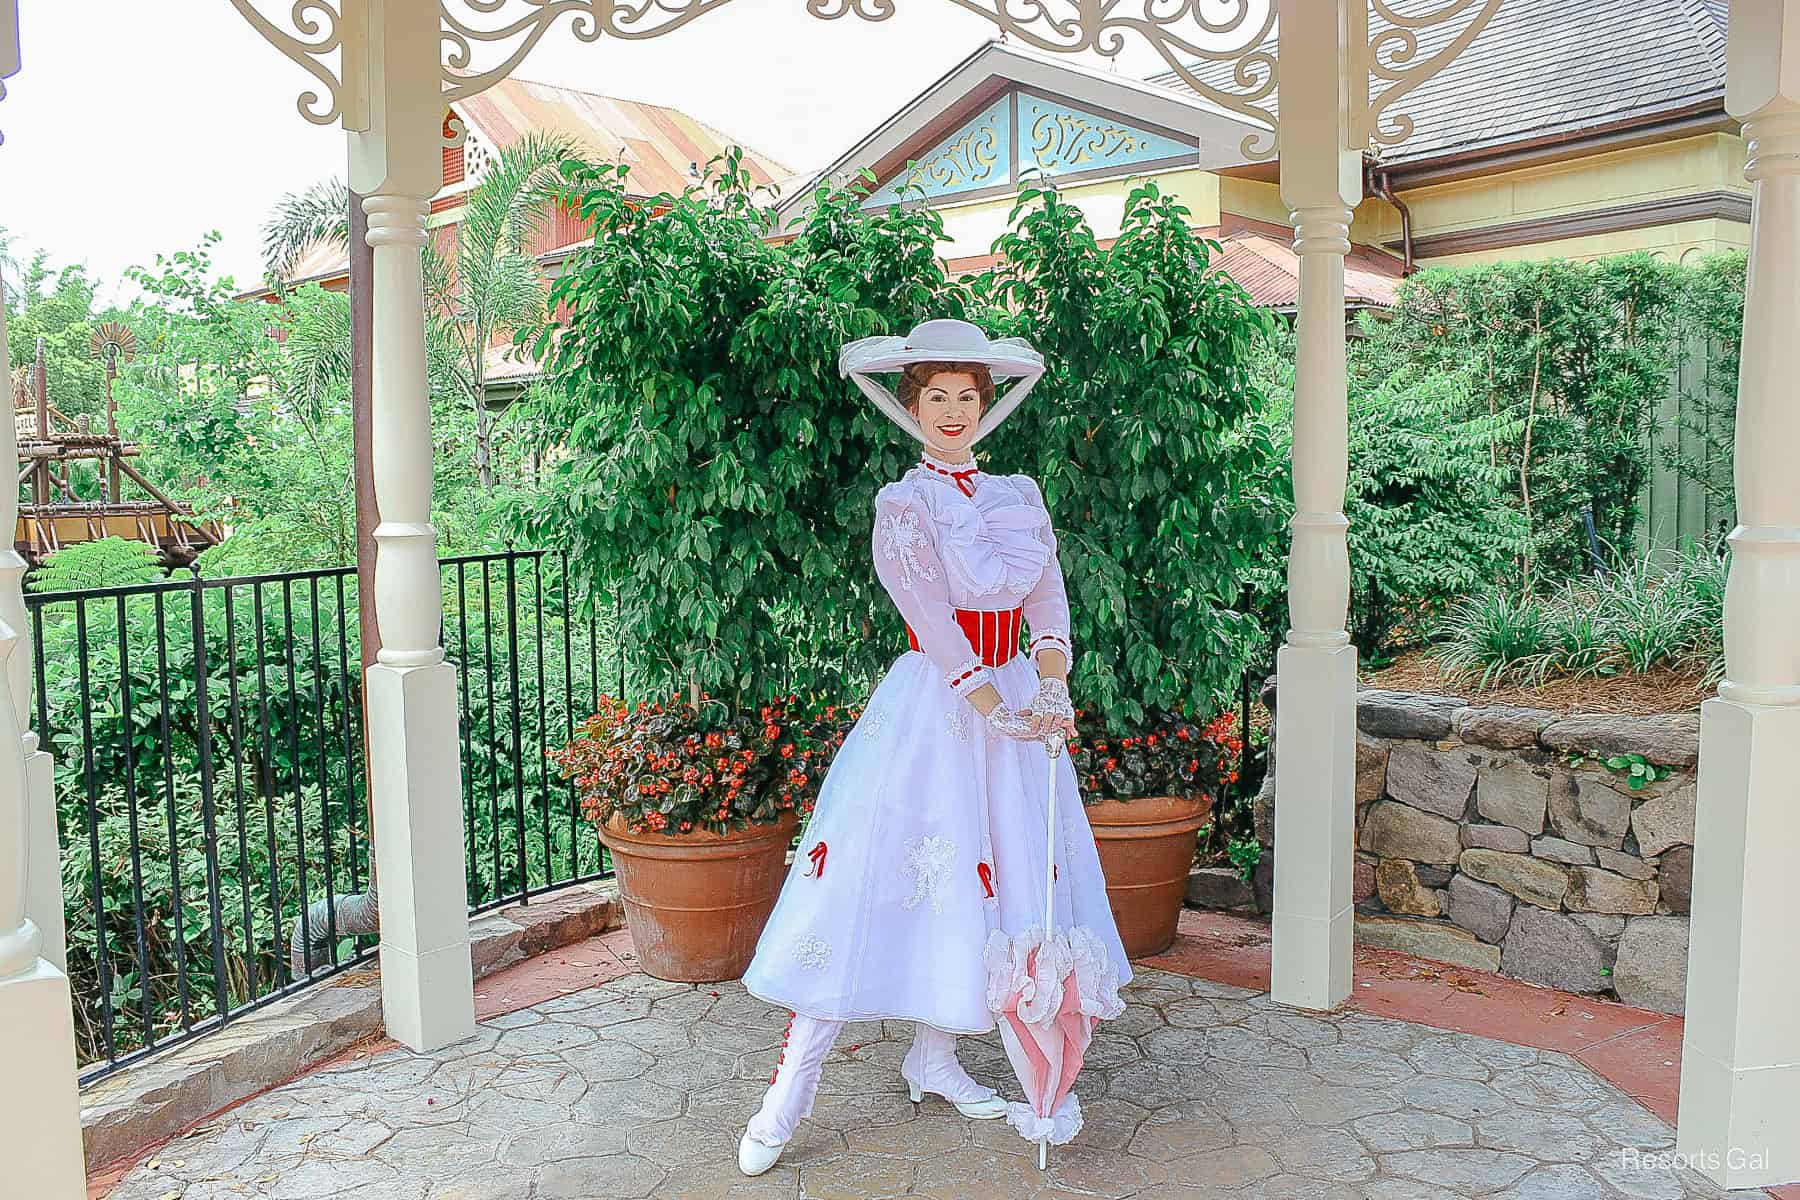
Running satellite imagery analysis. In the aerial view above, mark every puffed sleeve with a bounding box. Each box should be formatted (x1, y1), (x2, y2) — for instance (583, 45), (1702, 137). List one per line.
(873, 484), (992, 697)
(1013, 475), (1074, 667)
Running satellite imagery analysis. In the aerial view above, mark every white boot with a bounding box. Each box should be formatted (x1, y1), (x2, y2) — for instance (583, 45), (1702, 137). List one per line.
(739, 1013), (842, 1176)
(903, 1021), (1007, 1119)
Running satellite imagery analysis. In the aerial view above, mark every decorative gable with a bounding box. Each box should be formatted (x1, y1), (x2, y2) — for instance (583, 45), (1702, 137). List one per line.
(864, 89), (1198, 209)
(865, 96), (1011, 207)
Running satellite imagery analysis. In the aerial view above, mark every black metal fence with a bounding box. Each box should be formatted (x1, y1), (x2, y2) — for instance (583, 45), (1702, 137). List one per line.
(27, 549), (616, 1083)
(33, 545), (1274, 1086)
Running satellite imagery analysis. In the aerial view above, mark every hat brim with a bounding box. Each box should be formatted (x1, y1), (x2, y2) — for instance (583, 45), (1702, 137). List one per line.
(839, 335), (1044, 380)
(840, 335), (1045, 448)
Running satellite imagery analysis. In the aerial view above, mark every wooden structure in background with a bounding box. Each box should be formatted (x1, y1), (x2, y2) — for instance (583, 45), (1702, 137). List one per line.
(12, 334), (220, 567)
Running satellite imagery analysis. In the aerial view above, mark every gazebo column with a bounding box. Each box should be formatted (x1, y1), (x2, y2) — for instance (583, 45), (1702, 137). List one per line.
(1677, 2), (1800, 1188)
(0, 280), (62, 974)
(350, 0), (477, 1052)
(0, 212), (88, 1197)
(1270, 0), (1361, 1012)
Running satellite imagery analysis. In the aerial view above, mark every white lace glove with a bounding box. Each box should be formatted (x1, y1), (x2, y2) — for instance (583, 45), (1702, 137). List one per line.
(985, 703), (1038, 740)
(1030, 677), (1074, 723)
(987, 702), (1065, 755)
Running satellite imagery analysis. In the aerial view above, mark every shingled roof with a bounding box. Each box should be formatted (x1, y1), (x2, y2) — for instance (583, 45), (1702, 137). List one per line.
(1150, 0), (1729, 167)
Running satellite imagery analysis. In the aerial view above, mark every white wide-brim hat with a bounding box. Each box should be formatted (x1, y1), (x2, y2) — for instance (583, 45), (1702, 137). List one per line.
(840, 318), (1045, 448)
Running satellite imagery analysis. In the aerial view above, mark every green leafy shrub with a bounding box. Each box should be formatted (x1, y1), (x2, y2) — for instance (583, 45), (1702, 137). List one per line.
(1360, 255), (1684, 586)
(523, 163), (1277, 730)
(1249, 324), (1529, 661)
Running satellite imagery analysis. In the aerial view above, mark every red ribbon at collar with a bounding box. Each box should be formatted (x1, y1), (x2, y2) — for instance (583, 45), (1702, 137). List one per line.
(804, 842), (827, 878)
(920, 457), (980, 497)
(977, 861), (995, 898)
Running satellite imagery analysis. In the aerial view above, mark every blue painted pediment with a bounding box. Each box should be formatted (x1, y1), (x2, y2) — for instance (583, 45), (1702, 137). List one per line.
(863, 89), (1197, 209)
(865, 96), (1011, 207)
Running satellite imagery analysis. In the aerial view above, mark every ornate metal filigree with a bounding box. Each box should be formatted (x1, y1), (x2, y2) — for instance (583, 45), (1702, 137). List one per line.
(227, 1), (1500, 166)
(227, 0), (353, 127)
(1359, 0), (1504, 150)
(435, 1), (1278, 154)
(947, 0), (1278, 158)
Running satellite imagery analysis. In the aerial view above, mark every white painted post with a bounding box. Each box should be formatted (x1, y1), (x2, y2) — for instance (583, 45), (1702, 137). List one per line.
(348, 0), (477, 1051)
(1677, 2), (1800, 1188)
(0, 277), (64, 974)
(0, 107), (88, 1194)
(1269, 0), (1361, 1012)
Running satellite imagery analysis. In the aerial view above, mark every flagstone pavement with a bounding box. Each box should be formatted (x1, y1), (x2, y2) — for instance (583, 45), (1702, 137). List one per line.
(100, 964), (1763, 1200)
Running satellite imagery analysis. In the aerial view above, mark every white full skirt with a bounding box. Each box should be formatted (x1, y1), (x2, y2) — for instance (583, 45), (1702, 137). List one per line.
(743, 651), (1132, 1034)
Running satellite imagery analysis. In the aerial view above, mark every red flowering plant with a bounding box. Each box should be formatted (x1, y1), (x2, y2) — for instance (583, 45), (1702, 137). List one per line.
(552, 692), (856, 837)
(1068, 708), (1244, 807)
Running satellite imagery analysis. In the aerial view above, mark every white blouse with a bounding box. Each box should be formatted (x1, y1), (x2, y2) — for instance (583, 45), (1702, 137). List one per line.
(872, 454), (1074, 696)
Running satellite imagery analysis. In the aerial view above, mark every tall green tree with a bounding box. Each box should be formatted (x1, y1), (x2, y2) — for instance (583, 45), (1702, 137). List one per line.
(2, 241), (113, 420)
(435, 131), (584, 490)
(521, 163), (1277, 726)
(1249, 321), (1530, 660)
(971, 181), (1280, 723)
(120, 235), (359, 572)
(1362, 256), (1682, 586)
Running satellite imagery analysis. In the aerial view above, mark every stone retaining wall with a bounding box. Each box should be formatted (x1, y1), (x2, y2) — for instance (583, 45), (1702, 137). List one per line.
(1229, 688), (1699, 1013)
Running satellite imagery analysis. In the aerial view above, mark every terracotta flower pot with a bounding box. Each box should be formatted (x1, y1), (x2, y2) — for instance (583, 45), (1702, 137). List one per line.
(598, 810), (799, 982)
(1087, 793), (1216, 959)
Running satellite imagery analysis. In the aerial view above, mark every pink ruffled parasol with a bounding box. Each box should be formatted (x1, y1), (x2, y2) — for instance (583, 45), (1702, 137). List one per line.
(983, 741), (1125, 1168)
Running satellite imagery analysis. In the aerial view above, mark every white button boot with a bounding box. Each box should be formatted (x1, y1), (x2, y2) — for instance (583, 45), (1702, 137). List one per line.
(902, 1021), (1007, 1119)
(739, 1013), (843, 1176)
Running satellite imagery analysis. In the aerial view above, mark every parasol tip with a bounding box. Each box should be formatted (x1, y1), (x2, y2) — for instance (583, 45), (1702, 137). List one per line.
(1038, 1141), (1048, 1170)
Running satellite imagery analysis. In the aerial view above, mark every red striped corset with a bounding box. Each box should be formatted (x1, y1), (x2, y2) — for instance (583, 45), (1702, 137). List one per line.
(907, 607), (1024, 668)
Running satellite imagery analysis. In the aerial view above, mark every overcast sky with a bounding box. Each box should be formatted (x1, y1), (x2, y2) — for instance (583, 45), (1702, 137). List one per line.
(0, 3), (1179, 302)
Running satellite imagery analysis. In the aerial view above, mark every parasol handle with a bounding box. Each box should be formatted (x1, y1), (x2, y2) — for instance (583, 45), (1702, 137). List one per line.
(1043, 735), (1060, 948)
(1041, 735), (1060, 1172)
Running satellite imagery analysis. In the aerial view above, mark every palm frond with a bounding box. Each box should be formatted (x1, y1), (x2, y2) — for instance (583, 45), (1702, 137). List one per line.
(460, 132), (584, 265)
(262, 177), (352, 285)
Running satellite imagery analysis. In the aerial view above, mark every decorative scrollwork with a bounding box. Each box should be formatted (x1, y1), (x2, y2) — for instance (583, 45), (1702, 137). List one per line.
(441, 1), (742, 102)
(435, 1), (1277, 156)
(1361, 0), (1503, 150)
(227, 0), (350, 127)
(946, 0), (1278, 159)
(1029, 111), (1146, 169)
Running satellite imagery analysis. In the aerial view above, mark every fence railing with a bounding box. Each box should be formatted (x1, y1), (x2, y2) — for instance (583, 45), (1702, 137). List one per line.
(27, 549), (617, 1084)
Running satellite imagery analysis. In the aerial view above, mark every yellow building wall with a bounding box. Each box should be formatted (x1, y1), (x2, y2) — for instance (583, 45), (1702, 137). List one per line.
(914, 131), (1748, 269)
(1423, 218), (1748, 269)
(929, 166), (1222, 259)
(1218, 132), (1749, 268)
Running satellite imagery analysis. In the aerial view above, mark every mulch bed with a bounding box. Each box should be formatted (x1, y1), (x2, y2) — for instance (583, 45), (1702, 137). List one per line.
(1363, 650), (1709, 715)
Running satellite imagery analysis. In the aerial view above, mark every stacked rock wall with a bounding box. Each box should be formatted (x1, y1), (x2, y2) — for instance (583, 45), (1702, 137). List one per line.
(1239, 689), (1698, 1013)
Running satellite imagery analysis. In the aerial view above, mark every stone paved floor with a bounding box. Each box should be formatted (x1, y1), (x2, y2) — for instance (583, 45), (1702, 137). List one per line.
(103, 968), (1764, 1200)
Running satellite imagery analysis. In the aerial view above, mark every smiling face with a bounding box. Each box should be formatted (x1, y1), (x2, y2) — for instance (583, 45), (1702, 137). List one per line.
(899, 361), (993, 459)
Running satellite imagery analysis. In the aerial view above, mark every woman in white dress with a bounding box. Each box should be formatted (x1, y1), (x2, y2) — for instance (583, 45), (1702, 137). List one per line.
(737, 319), (1131, 1176)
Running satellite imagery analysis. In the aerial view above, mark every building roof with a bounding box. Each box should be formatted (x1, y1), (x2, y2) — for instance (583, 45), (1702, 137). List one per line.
(1211, 231), (1403, 311)
(942, 223), (1404, 312)
(456, 77), (792, 197)
(1150, 0), (1729, 168)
